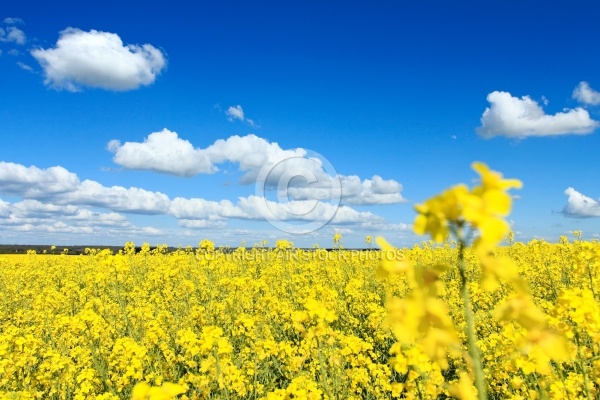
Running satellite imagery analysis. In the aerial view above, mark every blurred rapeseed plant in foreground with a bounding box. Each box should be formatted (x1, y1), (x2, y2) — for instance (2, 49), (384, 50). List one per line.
(378, 162), (572, 399)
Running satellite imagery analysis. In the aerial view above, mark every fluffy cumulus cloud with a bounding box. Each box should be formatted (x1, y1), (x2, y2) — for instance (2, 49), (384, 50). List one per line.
(562, 188), (600, 218)
(109, 131), (405, 205)
(0, 159), (400, 242)
(55, 180), (171, 214)
(477, 91), (598, 138)
(11, 200), (80, 218)
(573, 81), (600, 106)
(205, 134), (307, 184)
(108, 129), (214, 177)
(168, 195), (381, 226)
(68, 209), (129, 226)
(285, 174), (404, 205)
(206, 135), (405, 205)
(0, 197), (163, 243)
(0, 162), (170, 214)
(0, 162), (80, 197)
(31, 28), (166, 91)
(338, 175), (404, 205)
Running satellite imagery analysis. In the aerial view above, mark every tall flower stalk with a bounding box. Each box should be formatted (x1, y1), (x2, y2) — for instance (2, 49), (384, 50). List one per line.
(413, 162), (522, 399)
(456, 231), (487, 399)
(378, 162), (523, 399)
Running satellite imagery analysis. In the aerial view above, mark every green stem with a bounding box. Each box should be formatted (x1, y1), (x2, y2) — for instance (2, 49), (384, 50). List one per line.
(585, 261), (597, 301)
(458, 241), (487, 400)
(575, 332), (593, 400)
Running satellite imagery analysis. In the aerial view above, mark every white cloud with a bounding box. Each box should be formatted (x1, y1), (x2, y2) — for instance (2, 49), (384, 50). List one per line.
(340, 175), (404, 205)
(3, 18), (24, 25)
(226, 105), (256, 126)
(0, 162), (170, 214)
(55, 180), (171, 214)
(205, 134), (305, 183)
(0, 162), (80, 197)
(68, 209), (129, 227)
(0, 199), (9, 217)
(16, 61), (33, 72)
(0, 218), (162, 239)
(329, 205), (384, 225)
(178, 219), (228, 229)
(169, 197), (252, 220)
(108, 129), (215, 177)
(0, 197), (166, 244)
(226, 105), (244, 121)
(286, 174), (405, 205)
(109, 132), (405, 206)
(0, 154), (401, 243)
(573, 81), (600, 106)
(0, 26), (26, 45)
(140, 226), (163, 235)
(562, 188), (600, 218)
(477, 91), (598, 138)
(11, 222), (94, 235)
(169, 194), (383, 227)
(11, 200), (80, 218)
(0, 200), (130, 230)
(31, 28), (166, 91)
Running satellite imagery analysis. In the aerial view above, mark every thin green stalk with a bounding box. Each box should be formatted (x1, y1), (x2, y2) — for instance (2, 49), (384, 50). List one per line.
(575, 332), (593, 400)
(585, 261), (597, 300)
(543, 261), (559, 301)
(457, 240), (487, 400)
(554, 362), (573, 400)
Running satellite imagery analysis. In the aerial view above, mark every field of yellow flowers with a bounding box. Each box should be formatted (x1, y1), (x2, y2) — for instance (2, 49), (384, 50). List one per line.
(0, 163), (599, 399)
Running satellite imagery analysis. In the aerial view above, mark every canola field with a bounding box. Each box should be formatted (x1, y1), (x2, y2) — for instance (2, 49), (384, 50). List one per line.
(0, 163), (599, 400)
(1, 238), (599, 400)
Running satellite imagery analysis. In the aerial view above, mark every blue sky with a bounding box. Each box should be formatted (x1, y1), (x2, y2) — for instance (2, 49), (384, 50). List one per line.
(1, 1), (599, 248)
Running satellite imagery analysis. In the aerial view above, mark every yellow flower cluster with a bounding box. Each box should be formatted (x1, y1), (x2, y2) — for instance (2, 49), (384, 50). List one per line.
(378, 162), (597, 399)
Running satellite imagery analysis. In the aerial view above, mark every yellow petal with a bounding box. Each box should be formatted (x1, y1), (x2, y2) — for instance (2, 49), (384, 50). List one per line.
(131, 383), (151, 400)
(376, 237), (411, 277)
(161, 383), (186, 397)
(482, 189), (512, 216)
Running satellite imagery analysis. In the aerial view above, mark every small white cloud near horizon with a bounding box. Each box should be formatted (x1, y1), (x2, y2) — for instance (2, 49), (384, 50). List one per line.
(226, 105), (256, 126)
(573, 81), (600, 106)
(30, 28), (166, 91)
(477, 91), (598, 138)
(0, 197), (164, 242)
(562, 188), (600, 218)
